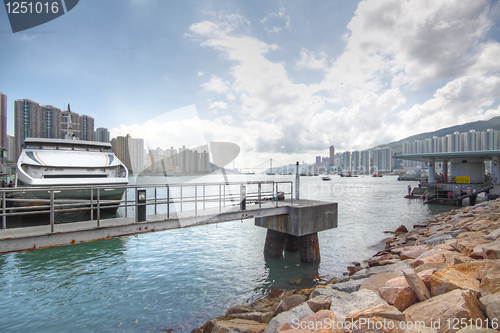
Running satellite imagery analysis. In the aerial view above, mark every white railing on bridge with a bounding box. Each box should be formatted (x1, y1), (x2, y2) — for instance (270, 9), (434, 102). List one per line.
(1, 180), (294, 231)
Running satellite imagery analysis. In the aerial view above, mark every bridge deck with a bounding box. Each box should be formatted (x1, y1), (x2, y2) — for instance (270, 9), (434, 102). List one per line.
(0, 199), (328, 254)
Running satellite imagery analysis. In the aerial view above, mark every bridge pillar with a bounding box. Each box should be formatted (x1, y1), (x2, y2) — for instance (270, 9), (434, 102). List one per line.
(264, 229), (287, 257)
(257, 201), (337, 263)
(299, 232), (320, 262)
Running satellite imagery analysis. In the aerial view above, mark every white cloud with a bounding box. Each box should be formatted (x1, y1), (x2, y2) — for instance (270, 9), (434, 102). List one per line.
(209, 101), (228, 109)
(261, 5), (291, 34)
(201, 75), (230, 94)
(186, 0), (500, 166)
(296, 48), (328, 71)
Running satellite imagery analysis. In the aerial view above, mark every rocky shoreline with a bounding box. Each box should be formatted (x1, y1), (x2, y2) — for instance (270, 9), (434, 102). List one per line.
(192, 198), (500, 333)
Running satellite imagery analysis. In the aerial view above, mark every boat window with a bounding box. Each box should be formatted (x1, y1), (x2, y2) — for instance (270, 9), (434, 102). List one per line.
(87, 146), (100, 152)
(72, 145), (88, 151)
(100, 147), (112, 152)
(24, 143), (41, 149)
(41, 143), (57, 150)
(57, 143), (73, 150)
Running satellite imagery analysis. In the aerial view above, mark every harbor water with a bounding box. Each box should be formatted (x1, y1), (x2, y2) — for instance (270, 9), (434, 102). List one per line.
(0, 174), (455, 332)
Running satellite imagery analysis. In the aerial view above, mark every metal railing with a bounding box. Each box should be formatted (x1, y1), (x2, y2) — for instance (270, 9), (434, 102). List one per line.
(0, 180), (294, 231)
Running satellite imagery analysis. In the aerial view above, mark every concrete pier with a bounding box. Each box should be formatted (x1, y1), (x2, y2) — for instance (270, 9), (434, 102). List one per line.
(256, 200), (337, 262)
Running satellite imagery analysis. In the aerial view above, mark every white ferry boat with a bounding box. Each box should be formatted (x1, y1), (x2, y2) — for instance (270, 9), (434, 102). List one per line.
(15, 137), (129, 206)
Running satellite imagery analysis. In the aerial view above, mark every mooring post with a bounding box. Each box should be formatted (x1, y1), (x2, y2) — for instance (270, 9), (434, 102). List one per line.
(295, 161), (300, 200)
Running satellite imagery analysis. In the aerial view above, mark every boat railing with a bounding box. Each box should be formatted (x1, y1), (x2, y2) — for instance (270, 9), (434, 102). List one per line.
(0, 180), (294, 231)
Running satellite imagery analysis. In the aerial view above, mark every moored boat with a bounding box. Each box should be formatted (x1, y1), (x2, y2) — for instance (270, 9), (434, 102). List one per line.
(15, 137), (128, 207)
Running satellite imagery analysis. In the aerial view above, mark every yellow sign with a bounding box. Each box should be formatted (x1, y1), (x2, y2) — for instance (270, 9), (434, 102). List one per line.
(456, 176), (470, 184)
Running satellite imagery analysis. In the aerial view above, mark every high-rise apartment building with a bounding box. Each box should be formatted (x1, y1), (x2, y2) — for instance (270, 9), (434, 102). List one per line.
(14, 99), (41, 158)
(41, 105), (61, 139)
(0, 92), (6, 150)
(94, 127), (110, 142)
(329, 145), (335, 167)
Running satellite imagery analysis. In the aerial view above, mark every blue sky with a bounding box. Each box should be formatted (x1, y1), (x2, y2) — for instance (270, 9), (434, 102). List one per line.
(2, 0), (500, 169)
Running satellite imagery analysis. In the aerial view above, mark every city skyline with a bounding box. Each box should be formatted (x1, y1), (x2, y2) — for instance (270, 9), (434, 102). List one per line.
(2, 1), (500, 169)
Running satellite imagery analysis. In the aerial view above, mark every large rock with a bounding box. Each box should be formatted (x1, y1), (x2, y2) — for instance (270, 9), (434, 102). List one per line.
(479, 293), (500, 329)
(309, 287), (346, 299)
(264, 303), (314, 333)
(482, 240), (500, 259)
(431, 267), (480, 296)
(400, 245), (432, 260)
(274, 295), (308, 316)
(403, 289), (485, 333)
(345, 304), (406, 323)
(425, 233), (455, 247)
(306, 297), (332, 313)
(379, 276), (417, 311)
(366, 261), (411, 277)
(329, 289), (388, 323)
(360, 272), (403, 295)
(485, 228), (500, 242)
(212, 318), (268, 333)
(230, 312), (274, 324)
(479, 274), (500, 294)
(328, 278), (366, 293)
(456, 236), (489, 256)
(277, 309), (342, 333)
(403, 269), (431, 301)
(368, 254), (401, 267)
(451, 260), (500, 280)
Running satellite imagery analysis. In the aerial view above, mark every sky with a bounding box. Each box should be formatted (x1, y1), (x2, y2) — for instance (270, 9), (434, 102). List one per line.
(2, 0), (500, 171)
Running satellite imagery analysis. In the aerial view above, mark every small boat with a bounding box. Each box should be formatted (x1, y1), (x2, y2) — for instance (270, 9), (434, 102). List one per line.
(372, 173), (383, 177)
(322, 176), (331, 181)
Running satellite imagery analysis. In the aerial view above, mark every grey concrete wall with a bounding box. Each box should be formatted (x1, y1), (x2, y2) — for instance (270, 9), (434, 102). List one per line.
(255, 201), (337, 236)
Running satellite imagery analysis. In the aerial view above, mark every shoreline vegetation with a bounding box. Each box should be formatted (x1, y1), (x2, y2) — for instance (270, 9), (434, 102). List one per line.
(191, 199), (500, 333)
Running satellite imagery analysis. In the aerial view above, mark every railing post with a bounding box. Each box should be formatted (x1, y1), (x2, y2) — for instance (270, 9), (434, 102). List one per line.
(154, 187), (157, 215)
(125, 187), (128, 217)
(50, 190), (55, 233)
(295, 161), (300, 200)
(97, 188), (101, 227)
(275, 183), (278, 207)
(2, 191), (6, 230)
(195, 185), (198, 216)
(90, 186), (94, 221)
(223, 185), (226, 207)
(258, 183), (261, 209)
(290, 181), (293, 206)
(240, 184), (246, 210)
(219, 184), (221, 213)
(167, 185), (170, 219)
(203, 185), (205, 210)
(180, 186), (183, 212)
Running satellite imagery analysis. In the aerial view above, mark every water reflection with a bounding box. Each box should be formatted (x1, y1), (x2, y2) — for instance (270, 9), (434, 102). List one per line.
(264, 251), (320, 291)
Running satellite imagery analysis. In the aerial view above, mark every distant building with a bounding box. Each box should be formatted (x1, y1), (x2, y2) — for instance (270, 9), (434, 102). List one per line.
(0, 92), (6, 150)
(94, 127), (110, 143)
(41, 105), (62, 139)
(360, 150), (370, 173)
(340, 151), (351, 172)
(373, 147), (393, 172)
(14, 99), (41, 159)
(351, 151), (360, 172)
(329, 145), (335, 167)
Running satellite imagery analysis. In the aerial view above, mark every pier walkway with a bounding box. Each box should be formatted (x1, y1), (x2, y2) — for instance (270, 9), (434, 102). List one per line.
(0, 180), (337, 259)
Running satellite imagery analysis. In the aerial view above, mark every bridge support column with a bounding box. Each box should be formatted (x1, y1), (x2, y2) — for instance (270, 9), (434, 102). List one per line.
(264, 229), (287, 257)
(299, 233), (320, 262)
(263, 230), (320, 262)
